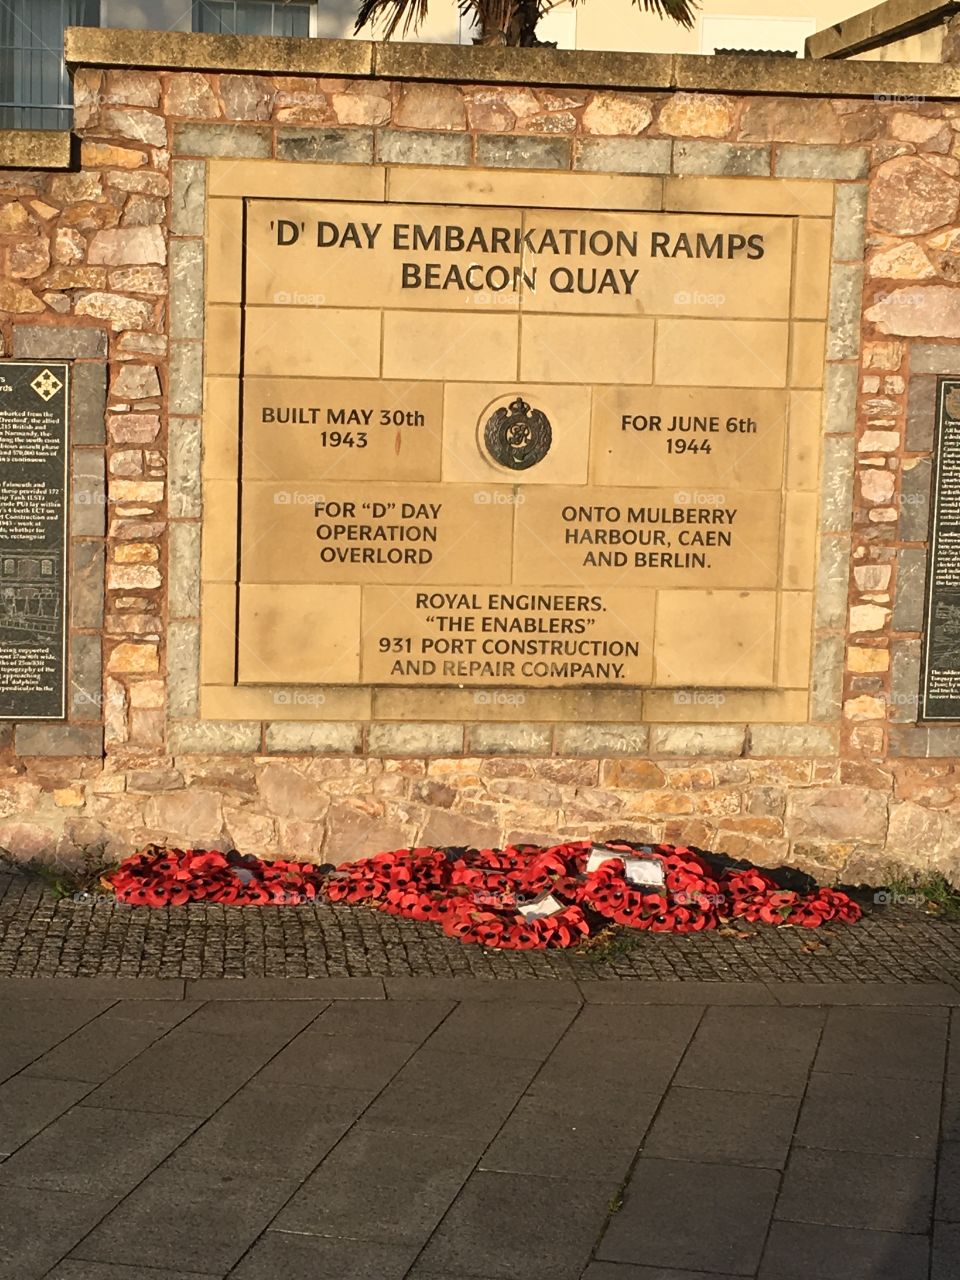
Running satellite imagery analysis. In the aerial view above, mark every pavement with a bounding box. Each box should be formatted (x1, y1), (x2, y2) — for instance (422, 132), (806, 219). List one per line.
(1, 975), (959, 1280)
(5, 870), (960, 983)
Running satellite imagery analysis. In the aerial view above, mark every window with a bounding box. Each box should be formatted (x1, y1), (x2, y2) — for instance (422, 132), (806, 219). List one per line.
(193, 1), (311, 36)
(0, 0), (98, 129)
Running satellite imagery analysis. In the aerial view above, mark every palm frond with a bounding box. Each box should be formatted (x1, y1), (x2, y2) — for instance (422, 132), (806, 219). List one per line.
(354, 0), (430, 38)
(631, 0), (698, 29)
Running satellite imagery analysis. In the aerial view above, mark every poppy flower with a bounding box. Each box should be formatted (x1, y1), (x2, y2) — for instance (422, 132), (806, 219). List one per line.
(102, 838), (862, 950)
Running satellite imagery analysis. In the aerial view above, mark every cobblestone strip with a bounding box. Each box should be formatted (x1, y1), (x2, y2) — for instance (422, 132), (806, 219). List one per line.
(2, 874), (958, 983)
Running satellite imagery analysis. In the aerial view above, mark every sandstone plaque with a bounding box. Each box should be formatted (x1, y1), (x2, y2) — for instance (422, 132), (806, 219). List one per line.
(922, 376), (960, 719)
(0, 362), (68, 720)
(205, 183), (828, 704)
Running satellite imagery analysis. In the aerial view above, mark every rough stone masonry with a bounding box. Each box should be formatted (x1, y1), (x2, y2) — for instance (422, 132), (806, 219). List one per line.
(2, 31), (960, 887)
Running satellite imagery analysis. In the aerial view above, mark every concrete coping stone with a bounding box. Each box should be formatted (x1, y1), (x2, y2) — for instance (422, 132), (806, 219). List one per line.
(806, 0), (960, 60)
(0, 976), (957, 1003)
(63, 26), (960, 100)
(0, 128), (71, 169)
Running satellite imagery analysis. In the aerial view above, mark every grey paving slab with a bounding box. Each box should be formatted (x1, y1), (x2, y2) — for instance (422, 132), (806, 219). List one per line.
(415, 1169), (616, 1280)
(45, 1264), (224, 1280)
(598, 1158), (779, 1274)
(480, 1085), (658, 1181)
(275, 1127), (478, 1244)
(357, 1048), (541, 1138)
(253, 1027), (420, 1091)
(81, 1028), (302, 1116)
(579, 981), (774, 1005)
(421, 1000), (579, 1060)
(538, 1005), (702, 1093)
(0, 1045), (44, 1087)
(230, 1230), (417, 1279)
(406, 1274), (517, 1280)
(936, 1140), (960, 1221)
(772, 982), (960, 1005)
(758, 1219), (929, 1280)
(0, 1005), (112, 1083)
(384, 977), (584, 1002)
(794, 1070), (941, 1157)
(813, 1007), (948, 1082)
(932, 1221), (960, 1279)
(950, 1009), (960, 1074)
(0, 1105), (197, 1195)
(71, 1169), (298, 1274)
(163, 1081), (368, 1181)
(642, 1085), (801, 1169)
(673, 1006), (824, 1096)
(178, 999), (326, 1038)
(582, 1266), (745, 1279)
(0, 1000), (114, 1081)
(775, 1147), (935, 1232)
(184, 977), (385, 1000)
(944, 1078), (960, 1141)
(311, 998), (454, 1041)
(24, 1002), (202, 1083)
(0, 978), (184, 999)
(0, 1186), (114, 1280)
(44, 1263), (224, 1280)
(0, 1075), (90, 1157)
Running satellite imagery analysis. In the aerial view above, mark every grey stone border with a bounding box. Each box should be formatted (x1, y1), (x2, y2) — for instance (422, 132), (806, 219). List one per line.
(6, 324), (107, 757)
(1, 974), (958, 1002)
(167, 138), (863, 759)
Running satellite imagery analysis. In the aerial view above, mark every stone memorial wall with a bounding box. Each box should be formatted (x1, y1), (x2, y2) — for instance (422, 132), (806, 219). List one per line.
(205, 179), (825, 712)
(1, 31), (960, 883)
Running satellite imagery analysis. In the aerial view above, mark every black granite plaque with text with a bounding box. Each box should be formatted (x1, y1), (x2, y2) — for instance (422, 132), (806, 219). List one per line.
(922, 376), (960, 720)
(0, 362), (69, 720)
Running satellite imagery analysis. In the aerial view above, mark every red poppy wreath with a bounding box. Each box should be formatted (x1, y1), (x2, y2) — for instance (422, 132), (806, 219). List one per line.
(102, 840), (861, 949)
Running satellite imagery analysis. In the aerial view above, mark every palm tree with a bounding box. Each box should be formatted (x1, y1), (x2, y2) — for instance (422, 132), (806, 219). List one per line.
(355, 0), (698, 48)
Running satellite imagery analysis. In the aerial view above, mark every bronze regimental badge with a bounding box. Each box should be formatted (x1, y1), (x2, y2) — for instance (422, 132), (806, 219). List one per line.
(482, 396), (553, 471)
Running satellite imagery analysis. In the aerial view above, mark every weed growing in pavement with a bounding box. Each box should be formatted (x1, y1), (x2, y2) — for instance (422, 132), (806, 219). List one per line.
(883, 872), (960, 921)
(0, 846), (112, 901)
(576, 924), (645, 958)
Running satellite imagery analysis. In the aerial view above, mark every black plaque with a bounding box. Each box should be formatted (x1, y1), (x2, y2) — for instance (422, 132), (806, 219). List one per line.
(0, 362), (68, 720)
(922, 376), (960, 720)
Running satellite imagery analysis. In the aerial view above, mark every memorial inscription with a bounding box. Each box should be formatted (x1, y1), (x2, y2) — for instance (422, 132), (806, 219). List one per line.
(0, 361), (68, 720)
(922, 377), (960, 720)
(203, 183), (828, 707)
